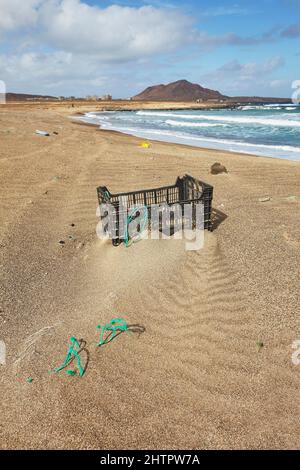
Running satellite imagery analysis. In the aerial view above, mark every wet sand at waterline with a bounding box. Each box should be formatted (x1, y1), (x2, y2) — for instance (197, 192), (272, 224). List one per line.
(1, 103), (300, 449)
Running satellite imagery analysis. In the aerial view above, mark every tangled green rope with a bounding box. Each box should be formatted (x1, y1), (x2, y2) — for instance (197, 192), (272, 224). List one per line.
(124, 206), (148, 247)
(53, 336), (84, 377)
(97, 318), (128, 346)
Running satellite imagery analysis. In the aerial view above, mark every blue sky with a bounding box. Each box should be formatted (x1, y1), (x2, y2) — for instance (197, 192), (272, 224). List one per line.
(0, 0), (299, 97)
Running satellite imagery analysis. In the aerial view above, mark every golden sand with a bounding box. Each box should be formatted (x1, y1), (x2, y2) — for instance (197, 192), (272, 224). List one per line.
(0, 103), (300, 449)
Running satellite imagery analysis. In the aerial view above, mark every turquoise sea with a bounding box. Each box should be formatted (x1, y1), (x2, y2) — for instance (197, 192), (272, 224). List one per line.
(81, 103), (300, 161)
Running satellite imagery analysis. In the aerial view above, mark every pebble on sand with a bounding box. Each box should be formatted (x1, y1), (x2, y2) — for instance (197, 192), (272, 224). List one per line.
(210, 162), (228, 175)
(76, 242), (85, 250)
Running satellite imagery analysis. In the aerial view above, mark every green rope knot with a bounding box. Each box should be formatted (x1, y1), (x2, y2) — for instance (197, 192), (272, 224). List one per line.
(97, 318), (128, 346)
(124, 206), (148, 247)
(53, 336), (84, 377)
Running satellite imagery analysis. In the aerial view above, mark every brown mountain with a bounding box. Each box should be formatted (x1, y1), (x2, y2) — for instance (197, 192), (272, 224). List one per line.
(132, 79), (227, 102)
(6, 93), (58, 102)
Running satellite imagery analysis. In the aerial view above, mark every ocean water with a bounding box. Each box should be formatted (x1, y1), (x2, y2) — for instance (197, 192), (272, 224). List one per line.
(81, 104), (300, 161)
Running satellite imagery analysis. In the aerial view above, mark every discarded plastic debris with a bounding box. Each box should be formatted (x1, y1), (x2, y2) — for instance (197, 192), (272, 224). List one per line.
(258, 197), (271, 203)
(97, 318), (128, 346)
(256, 341), (264, 352)
(97, 175), (214, 246)
(35, 130), (50, 137)
(124, 206), (148, 247)
(140, 141), (150, 148)
(53, 336), (84, 377)
(26, 377), (34, 383)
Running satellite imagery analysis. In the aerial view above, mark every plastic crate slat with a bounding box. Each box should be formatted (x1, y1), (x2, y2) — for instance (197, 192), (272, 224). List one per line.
(97, 175), (214, 244)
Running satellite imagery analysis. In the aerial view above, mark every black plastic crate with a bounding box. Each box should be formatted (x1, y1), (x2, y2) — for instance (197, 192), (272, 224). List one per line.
(97, 174), (213, 245)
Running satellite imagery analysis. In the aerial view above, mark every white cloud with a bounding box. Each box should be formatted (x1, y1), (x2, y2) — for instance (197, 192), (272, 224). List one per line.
(199, 56), (286, 95)
(0, 49), (148, 96)
(0, 0), (41, 32)
(217, 56), (285, 77)
(0, 0), (194, 94)
(0, 50), (102, 92)
(37, 0), (193, 60)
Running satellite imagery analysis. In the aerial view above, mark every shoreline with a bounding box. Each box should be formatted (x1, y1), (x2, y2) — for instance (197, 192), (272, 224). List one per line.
(72, 116), (300, 166)
(74, 111), (300, 164)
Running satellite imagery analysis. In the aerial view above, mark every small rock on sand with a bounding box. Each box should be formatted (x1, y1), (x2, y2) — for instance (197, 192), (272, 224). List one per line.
(76, 242), (85, 250)
(210, 162), (228, 175)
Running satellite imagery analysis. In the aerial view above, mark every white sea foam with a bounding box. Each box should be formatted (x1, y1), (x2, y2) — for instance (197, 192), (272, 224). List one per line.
(79, 111), (300, 161)
(237, 105), (279, 111)
(166, 120), (227, 128)
(95, 122), (300, 153)
(136, 110), (300, 128)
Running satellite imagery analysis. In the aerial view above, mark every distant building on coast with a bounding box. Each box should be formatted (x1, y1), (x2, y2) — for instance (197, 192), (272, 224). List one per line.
(99, 94), (112, 101)
(85, 94), (112, 101)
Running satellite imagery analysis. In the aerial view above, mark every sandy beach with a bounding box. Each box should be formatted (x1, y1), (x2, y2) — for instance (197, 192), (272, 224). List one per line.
(1, 102), (300, 449)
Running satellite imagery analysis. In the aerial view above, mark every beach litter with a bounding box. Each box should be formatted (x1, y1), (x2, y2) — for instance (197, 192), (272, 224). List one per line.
(258, 197), (271, 203)
(140, 141), (151, 148)
(35, 130), (50, 137)
(256, 341), (264, 352)
(210, 162), (228, 175)
(97, 174), (214, 246)
(53, 336), (84, 378)
(124, 206), (148, 247)
(26, 377), (34, 383)
(97, 318), (128, 346)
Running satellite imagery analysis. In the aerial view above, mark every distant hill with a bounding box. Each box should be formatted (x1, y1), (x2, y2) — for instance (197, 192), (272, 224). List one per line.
(6, 93), (58, 102)
(132, 79), (227, 102)
(229, 96), (291, 104)
(132, 79), (291, 103)
(4, 87), (291, 105)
